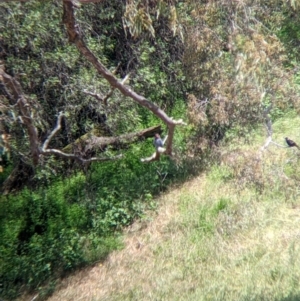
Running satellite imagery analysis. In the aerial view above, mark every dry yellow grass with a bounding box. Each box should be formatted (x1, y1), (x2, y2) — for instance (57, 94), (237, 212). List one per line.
(45, 183), (300, 300)
(44, 192), (300, 301)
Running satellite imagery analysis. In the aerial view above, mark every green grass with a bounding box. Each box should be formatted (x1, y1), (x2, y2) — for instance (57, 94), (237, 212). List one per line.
(20, 112), (300, 301)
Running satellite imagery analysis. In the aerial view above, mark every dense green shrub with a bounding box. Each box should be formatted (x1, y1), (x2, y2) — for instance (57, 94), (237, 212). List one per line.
(0, 135), (199, 300)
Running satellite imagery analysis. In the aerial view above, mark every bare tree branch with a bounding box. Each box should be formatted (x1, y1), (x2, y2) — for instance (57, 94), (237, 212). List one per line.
(83, 73), (131, 106)
(62, 0), (186, 157)
(83, 88), (114, 106)
(42, 112), (64, 152)
(1, 0), (186, 167)
(43, 148), (123, 163)
(1, 66), (157, 165)
(83, 90), (104, 102)
(141, 147), (166, 163)
(260, 106), (288, 152)
(63, 125), (162, 154)
(270, 141), (288, 148)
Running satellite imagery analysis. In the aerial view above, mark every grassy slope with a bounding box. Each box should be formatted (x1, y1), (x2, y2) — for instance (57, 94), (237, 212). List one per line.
(37, 113), (300, 301)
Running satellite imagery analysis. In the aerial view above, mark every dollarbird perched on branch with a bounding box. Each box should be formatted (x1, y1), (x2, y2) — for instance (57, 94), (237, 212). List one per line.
(285, 137), (300, 149)
(154, 133), (164, 150)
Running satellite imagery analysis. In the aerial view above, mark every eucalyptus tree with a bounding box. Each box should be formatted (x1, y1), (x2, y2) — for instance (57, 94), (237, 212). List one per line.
(183, 0), (300, 152)
(0, 0), (186, 190)
(1, 0), (300, 190)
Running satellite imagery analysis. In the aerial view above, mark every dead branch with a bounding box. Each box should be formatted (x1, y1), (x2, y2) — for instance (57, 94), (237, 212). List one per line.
(1, 66), (154, 165)
(63, 125), (162, 154)
(83, 90), (104, 102)
(83, 73), (131, 106)
(42, 112), (64, 151)
(141, 147), (166, 163)
(260, 106), (288, 152)
(30, 294), (39, 301)
(42, 148), (123, 163)
(270, 141), (288, 148)
(62, 0), (186, 157)
(1, 1), (186, 166)
(83, 88), (113, 107)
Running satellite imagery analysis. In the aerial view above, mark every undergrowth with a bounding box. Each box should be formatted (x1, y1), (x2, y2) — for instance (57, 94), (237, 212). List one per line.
(42, 112), (300, 301)
(0, 134), (203, 300)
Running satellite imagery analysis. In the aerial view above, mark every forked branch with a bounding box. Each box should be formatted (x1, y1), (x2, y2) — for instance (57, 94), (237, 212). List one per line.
(62, 0), (186, 158)
(42, 112), (65, 152)
(1, 67), (130, 165)
(1, 65), (166, 165)
(260, 106), (288, 152)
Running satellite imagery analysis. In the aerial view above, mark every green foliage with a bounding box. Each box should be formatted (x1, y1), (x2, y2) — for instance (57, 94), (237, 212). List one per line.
(208, 165), (234, 183)
(0, 164), (13, 186)
(212, 197), (230, 215)
(132, 38), (185, 111)
(0, 0), (187, 190)
(189, 197), (230, 239)
(0, 1), (190, 297)
(0, 128), (196, 299)
(196, 205), (215, 235)
(278, 11), (300, 61)
(5, 1), (300, 300)
(183, 0), (300, 156)
(0, 183), (120, 299)
(90, 114), (300, 301)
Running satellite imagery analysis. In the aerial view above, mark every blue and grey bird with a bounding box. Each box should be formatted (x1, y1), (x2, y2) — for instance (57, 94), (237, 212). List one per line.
(154, 133), (164, 149)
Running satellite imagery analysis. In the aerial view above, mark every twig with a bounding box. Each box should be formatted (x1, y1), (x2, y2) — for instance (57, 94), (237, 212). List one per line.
(42, 112), (64, 151)
(84, 73), (131, 106)
(40, 111), (124, 163)
(83, 90), (104, 102)
(270, 141), (288, 148)
(141, 145), (166, 163)
(260, 106), (289, 152)
(43, 149), (123, 163)
(30, 294), (39, 301)
(1, 67), (40, 164)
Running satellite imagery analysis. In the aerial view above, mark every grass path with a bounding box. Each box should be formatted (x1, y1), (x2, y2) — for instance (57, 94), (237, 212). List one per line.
(45, 114), (300, 301)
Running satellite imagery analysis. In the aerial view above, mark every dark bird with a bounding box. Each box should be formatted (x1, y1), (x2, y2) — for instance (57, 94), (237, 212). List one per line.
(285, 137), (300, 149)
